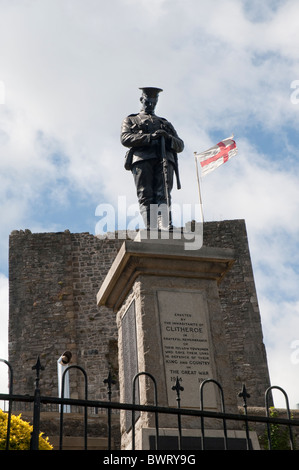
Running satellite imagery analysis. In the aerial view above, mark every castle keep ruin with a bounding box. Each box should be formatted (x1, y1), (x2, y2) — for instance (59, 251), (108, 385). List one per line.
(9, 219), (270, 411)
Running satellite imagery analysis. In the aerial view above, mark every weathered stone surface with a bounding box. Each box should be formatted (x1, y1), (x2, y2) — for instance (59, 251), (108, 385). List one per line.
(9, 230), (122, 401)
(107, 241), (241, 448)
(8, 219), (271, 409)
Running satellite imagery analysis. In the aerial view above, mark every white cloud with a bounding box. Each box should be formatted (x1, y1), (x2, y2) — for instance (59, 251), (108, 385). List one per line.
(205, 145), (299, 232)
(1, 0), (298, 201)
(0, 0), (299, 409)
(0, 275), (8, 358)
(258, 297), (299, 408)
(0, 275), (9, 396)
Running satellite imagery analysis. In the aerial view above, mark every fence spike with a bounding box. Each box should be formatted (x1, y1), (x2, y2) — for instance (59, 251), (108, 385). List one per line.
(32, 356), (44, 390)
(172, 376), (184, 396)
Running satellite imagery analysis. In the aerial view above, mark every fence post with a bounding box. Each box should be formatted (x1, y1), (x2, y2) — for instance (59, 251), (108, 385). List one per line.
(0, 359), (13, 451)
(30, 357), (44, 450)
(200, 378), (228, 450)
(172, 376), (184, 450)
(104, 371), (116, 450)
(238, 383), (251, 450)
(265, 385), (294, 450)
(132, 372), (159, 450)
(59, 365), (88, 450)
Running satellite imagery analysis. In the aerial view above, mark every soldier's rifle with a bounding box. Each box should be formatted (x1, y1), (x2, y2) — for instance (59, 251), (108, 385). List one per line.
(160, 135), (172, 230)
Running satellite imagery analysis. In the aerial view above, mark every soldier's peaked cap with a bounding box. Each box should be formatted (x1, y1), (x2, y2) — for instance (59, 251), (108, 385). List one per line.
(139, 87), (163, 98)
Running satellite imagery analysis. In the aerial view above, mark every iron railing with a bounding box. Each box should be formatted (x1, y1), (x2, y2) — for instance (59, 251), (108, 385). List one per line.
(0, 357), (298, 451)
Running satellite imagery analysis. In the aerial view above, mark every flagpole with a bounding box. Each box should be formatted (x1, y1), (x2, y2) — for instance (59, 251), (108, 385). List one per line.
(193, 135), (237, 225)
(194, 153), (204, 223)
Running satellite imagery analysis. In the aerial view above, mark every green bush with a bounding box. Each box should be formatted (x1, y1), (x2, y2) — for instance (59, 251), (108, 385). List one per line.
(260, 407), (294, 450)
(0, 409), (53, 450)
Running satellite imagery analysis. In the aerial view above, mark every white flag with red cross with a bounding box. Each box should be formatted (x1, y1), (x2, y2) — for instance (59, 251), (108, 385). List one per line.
(194, 136), (238, 177)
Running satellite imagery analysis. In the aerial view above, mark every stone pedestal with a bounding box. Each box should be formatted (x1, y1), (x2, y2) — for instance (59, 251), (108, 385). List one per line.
(97, 238), (255, 450)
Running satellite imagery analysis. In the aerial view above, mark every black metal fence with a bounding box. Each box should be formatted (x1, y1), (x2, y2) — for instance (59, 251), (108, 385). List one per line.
(0, 357), (298, 451)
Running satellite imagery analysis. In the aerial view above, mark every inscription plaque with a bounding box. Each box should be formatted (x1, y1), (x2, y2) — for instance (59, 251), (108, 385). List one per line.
(121, 300), (139, 429)
(157, 290), (217, 409)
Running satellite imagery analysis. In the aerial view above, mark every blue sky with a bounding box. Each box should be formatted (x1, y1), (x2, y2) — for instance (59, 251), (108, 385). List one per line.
(1, 0), (299, 408)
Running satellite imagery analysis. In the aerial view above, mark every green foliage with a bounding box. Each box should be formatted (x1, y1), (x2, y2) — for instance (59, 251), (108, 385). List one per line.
(0, 409), (53, 450)
(260, 407), (294, 450)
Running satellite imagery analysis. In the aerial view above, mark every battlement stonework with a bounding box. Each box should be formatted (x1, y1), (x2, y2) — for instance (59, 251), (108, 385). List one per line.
(8, 220), (271, 406)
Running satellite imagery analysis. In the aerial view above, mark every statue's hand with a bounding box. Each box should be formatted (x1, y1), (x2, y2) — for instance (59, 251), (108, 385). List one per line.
(151, 129), (169, 140)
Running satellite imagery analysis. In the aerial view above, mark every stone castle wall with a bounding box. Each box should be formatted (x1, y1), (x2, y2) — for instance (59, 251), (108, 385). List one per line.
(8, 220), (271, 407)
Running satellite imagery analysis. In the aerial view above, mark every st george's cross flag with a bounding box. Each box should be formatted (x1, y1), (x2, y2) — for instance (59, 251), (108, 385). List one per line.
(194, 136), (238, 177)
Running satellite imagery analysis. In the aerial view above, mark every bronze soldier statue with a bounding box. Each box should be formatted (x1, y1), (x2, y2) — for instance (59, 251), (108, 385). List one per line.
(121, 87), (184, 231)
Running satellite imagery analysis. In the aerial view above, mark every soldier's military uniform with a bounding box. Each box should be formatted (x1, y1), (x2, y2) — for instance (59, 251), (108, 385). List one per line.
(121, 89), (184, 230)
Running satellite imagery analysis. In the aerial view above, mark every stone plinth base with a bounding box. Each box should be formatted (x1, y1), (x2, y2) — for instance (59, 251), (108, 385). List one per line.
(97, 238), (240, 449)
(131, 427), (260, 451)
